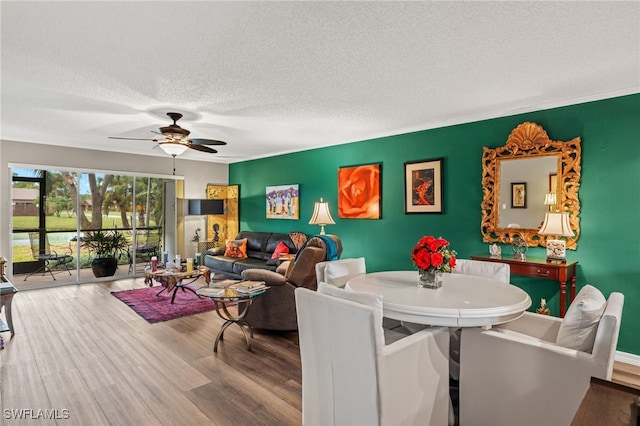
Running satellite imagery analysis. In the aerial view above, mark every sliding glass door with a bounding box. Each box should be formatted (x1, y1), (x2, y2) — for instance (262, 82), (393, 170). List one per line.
(11, 167), (167, 289)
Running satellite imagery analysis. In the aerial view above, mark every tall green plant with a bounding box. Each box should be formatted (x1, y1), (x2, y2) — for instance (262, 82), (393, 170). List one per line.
(83, 230), (130, 259)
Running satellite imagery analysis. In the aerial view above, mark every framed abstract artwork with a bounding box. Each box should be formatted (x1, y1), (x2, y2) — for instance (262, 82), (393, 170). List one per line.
(511, 182), (527, 208)
(404, 158), (444, 214)
(338, 163), (381, 219)
(266, 184), (299, 219)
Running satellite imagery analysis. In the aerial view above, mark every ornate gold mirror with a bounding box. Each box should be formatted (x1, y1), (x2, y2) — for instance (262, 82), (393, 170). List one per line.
(481, 122), (581, 249)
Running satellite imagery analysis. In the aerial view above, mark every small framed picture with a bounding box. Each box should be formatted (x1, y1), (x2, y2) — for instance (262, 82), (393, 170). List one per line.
(511, 182), (527, 208)
(549, 173), (558, 193)
(404, 158), (444, 214)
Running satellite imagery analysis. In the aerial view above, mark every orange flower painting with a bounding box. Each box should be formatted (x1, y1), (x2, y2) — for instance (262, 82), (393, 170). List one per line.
(338, 164), (381, 219)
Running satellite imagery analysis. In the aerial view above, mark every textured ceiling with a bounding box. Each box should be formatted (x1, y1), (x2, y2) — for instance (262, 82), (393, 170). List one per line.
(1, 1), (639, 164)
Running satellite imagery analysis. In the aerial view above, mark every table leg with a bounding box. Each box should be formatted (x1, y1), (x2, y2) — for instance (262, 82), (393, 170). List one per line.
(560, 280), (567, 318)
(570, 275), (577, 304)
(1, 294), (15, 337)
(212, 300), (254, 352)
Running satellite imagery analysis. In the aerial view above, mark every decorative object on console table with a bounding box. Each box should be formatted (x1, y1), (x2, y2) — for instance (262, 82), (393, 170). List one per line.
(512, 235), (528, 261)
(536, 298), (550, 315)
(489, 243), (501, 258)
(308, 198), (336, 235)
(470, 255), (578, 318)
(539, 211), (575, 262)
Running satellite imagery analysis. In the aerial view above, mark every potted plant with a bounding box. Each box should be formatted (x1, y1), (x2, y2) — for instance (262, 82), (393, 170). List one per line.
(83, 230), (130, 277)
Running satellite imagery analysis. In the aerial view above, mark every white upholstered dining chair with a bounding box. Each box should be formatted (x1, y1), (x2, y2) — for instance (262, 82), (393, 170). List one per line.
(295, 283), (451, 426)
(452, 258), (510, 284)
(315, 257), (366, 288)
(459, 286), (624, 426)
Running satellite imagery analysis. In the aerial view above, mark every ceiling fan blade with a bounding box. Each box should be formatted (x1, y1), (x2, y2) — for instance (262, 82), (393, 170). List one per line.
(190, 138), (227, 146)
(189, 144), (218, 154)
(108, 137), (159, 141)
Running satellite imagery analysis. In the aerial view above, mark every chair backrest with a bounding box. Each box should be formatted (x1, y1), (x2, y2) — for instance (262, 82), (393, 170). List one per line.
(453, 258), (510, 284)
(295, 286), (383, 425)
(28, 232), (50, 258)
(286, 246), (327, 289)
(591, 292), (624, 380)
(136, 228), (162, 249)
(315, 257), (366, 288)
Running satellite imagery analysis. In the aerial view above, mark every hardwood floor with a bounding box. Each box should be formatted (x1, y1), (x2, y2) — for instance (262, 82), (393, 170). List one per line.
(0, 277), (302, 426)
(1, 278), (639, 425)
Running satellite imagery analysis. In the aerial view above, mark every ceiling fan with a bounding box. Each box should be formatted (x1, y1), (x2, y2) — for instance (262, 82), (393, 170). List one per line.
(108, 112), (227, 157)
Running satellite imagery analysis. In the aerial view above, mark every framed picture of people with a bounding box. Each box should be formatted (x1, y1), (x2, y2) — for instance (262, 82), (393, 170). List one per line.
(266, 184), (299, 219)
(404, 158), (444, 214)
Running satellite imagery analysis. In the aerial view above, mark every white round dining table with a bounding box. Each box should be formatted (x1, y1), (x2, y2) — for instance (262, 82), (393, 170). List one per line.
(346, 271), (532, 327)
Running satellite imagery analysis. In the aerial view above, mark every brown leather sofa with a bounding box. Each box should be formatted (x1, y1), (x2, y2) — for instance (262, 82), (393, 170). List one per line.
(241, 234), (342, 331)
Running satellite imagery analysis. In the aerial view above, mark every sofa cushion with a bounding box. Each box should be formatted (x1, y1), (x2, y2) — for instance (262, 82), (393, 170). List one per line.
(264, 233), (297, 260)
(266, 241), (290, 266)
(232, 258), (278, 276)
(206, 256), (239, 275)
(237, 231), (270, 259)
(289, 231), (308, 250)
(556, 284), (606, 352)
(224, 238), (248, 258)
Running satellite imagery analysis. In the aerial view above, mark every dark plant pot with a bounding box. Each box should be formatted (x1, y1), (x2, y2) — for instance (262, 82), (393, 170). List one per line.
(91, 257), (118, 277)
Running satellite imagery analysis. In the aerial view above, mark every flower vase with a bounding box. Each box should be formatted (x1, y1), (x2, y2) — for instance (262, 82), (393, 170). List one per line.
(418, 269), (443, 289)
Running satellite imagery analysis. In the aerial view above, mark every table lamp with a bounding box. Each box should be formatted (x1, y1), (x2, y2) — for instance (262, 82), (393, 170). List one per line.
(309, 198), (335, 235)
(544, 193), (557, 212)
(538, 211), (574, 262)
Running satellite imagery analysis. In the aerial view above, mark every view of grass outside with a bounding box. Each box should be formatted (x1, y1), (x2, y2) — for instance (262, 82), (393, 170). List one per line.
(12, 212), (160, 264)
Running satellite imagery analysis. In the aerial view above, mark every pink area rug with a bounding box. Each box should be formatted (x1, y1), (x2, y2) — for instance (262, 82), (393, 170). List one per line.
(111, 285), (215, 324)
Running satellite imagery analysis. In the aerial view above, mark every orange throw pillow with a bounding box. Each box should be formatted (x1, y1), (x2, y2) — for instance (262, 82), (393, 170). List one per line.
(224, 238), (248, 259)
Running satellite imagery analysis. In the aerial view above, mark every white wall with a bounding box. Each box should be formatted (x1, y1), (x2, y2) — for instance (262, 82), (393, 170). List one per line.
(0, 140), (228, 278)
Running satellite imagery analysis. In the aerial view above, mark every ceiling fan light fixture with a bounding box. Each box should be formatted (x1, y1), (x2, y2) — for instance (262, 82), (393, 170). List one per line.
(159, 141), (189, 157)
(160, 125), (190, 140)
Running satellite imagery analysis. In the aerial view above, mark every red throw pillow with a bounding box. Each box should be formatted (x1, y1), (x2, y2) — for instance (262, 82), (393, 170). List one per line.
(271, 241), (290, 259)
(224, 238), (248, 259)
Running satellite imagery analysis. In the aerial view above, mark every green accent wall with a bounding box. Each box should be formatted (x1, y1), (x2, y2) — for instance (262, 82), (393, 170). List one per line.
(230, 94), (640, 355)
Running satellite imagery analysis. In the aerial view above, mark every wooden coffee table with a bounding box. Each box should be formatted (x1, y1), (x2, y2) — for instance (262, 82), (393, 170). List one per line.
(146, 266), (211, 304)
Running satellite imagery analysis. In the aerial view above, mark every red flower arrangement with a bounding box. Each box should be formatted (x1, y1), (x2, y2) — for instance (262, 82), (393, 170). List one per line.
(411, 236), (457, 273)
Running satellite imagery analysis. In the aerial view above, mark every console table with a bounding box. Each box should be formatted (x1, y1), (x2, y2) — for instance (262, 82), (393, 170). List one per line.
(1, 276), (18, 347)
(471, 255), (578, 318)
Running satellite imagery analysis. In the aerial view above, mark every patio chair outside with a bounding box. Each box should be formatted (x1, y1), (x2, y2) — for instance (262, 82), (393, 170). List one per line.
(24, 232), (73, 281)
(128, 228), (162, 273)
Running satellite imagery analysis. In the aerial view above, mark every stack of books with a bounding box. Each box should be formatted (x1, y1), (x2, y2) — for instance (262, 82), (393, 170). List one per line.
(231, 280), (267, 295)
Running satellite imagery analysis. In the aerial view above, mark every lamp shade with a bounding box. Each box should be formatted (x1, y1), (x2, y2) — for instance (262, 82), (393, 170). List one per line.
(543, 193), (557, 206)
(309, 198), (335, 235)
(538, 212), (574, 237)
(188, 199), (224, 215)
(159, 141), (189, 157)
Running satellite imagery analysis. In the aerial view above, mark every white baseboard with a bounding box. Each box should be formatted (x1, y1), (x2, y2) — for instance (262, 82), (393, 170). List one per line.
(616, 351), (640, 366)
